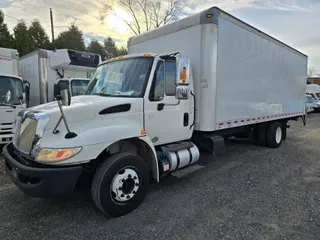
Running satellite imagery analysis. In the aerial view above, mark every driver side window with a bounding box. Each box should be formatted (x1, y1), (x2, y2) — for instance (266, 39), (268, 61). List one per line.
(149, 61), (164, 101)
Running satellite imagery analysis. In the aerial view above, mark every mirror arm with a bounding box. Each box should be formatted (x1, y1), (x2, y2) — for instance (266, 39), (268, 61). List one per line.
(55, 95), (77, 139)
(57, 99), (71, 133)
(52, 116), (63, 134)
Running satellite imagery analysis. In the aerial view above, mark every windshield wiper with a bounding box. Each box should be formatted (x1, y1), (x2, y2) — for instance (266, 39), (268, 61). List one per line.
(0, 103), (16, 109)
(93, 93), (116, 97)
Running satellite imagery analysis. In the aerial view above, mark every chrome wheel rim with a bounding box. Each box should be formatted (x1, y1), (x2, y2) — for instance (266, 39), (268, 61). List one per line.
(111, 167), (140, 203)
(275, 126), (282, 144)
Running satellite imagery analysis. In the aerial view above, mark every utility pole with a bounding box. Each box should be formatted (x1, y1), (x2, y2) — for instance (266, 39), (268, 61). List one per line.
(50, 8), (54, 41)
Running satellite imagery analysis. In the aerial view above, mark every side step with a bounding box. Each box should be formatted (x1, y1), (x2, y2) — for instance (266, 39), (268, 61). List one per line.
(171, 164), (204, 179)
(161, 141), (194, 152)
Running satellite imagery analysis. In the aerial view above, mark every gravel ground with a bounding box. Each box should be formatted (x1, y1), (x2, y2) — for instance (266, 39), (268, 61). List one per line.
(0, 114), (320, 240)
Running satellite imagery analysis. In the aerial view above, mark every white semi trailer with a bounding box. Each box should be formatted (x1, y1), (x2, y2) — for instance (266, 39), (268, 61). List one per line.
(0, 47), (29, 145)
(19, 49), (101, 107)
(3, 7), (307, 217)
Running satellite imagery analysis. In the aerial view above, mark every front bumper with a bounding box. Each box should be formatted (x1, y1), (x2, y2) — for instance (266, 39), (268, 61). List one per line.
(3, 143), (83, 198)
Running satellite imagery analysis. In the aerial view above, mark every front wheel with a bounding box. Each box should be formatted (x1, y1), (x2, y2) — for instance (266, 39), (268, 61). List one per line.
(91, 152), (149, 217)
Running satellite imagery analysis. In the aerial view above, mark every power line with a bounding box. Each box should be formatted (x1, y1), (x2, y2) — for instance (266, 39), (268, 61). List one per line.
(3, 13), (21, 21)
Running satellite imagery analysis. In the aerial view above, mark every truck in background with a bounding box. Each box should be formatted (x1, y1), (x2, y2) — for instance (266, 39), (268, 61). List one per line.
(3, 6), (307, 218)
(307, 77), (320, 85)
(19, 49), (101, 107)
(306, 84), (320, 112)
(0, 47), (29, 145)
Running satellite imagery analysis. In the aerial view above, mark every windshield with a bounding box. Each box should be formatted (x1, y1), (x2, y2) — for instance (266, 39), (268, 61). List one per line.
(86, 57), (154, 97)
(316, 93), (320, 98)
(0, 76), (23, 105)
(71, 79), (89, 96)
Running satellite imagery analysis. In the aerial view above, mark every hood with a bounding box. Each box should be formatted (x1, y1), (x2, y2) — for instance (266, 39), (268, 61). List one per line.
(30, 95), (142, 130)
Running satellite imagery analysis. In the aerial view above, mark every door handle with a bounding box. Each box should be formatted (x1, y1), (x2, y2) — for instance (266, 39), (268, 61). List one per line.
(157, 103), (164, 111)
(183, 113), (189, 126)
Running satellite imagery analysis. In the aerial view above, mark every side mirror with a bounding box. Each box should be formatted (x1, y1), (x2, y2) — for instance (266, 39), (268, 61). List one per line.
(23, 80), (30, 107)
(60, 89), (71, 106)
(53, 83), (59, 98)
(176, 58), (190, 85)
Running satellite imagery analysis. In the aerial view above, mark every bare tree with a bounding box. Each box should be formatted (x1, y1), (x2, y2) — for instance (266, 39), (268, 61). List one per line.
(308, 67), (317, 77)
(101, 0), (182, 35)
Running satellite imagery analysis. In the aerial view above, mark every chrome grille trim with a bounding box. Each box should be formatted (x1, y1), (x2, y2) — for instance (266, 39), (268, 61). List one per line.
(13, 110), (49, 157)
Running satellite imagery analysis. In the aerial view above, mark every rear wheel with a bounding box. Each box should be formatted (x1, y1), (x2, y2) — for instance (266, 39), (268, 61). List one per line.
(91, 152), (149, 217)
(266, 122), (283, 148)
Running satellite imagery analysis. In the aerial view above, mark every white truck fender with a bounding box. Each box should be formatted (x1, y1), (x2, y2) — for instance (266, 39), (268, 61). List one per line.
(42, 123), (159, 182)
(139, 135), (159, 182)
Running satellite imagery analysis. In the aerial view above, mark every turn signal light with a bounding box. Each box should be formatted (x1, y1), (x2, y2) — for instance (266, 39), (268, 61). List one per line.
(181, 67), (187, 83)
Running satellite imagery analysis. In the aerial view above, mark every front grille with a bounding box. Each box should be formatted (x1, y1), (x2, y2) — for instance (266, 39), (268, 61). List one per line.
(0, 122), (14, 135)
(13, 110), (49, 157)
(14, 115), (38, 154)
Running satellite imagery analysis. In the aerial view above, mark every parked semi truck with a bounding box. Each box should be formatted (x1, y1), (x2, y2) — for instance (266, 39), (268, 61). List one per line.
(0, 47), (29, 145)
(19, 49), (101, 107)
(3, 6), (307, 217)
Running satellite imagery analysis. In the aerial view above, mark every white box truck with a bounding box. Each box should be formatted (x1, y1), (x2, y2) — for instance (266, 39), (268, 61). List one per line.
(0, 47), (29, 145)
(19, 49), (101, 107)
(3, 6), (307, 217)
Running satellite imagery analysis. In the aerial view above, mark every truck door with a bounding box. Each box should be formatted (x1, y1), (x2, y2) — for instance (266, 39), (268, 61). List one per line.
(144, 59), (193, 146)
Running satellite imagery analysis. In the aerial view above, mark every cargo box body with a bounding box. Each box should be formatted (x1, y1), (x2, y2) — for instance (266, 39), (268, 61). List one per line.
(128, 7), (307, 132)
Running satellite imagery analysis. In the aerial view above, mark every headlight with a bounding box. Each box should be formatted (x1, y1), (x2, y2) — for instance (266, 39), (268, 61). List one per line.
(35, 147), (82, 163)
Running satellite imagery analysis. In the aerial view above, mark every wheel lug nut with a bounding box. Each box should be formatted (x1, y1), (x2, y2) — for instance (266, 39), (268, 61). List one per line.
(135, 183), (139, 186)
(119, 187), (122, 190)
(133, 176), (137, 180)
(121, 194), (124, 197)
(128, 174), (132, 178)
(126, 195), (130, 199)
(122, 179), (125, 182)
(133, 190), (136, 194)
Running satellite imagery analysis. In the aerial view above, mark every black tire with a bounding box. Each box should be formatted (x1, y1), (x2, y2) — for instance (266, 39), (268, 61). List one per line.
(91, 152), (149, 217)
(266, 122), (283, 148)
(252, 124), (267, 146)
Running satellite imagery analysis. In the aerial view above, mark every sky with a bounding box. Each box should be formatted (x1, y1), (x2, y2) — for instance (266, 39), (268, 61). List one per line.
(1, 0), (319, 71)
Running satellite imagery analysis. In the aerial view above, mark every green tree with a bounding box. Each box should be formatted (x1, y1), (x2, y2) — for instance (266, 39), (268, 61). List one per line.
(28, 19), (50, 50)
(53, 23), (86, 51)
(13, 20), (33, 56)
(87, 40), (106, 60)
(104, 37), (118, 58)
(0, 10), (14, 48)
(117, 47), (128, 56)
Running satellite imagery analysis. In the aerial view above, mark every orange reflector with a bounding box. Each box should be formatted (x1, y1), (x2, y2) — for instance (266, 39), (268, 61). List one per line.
(112, 57), (116, 61)
(144, 53), (151, 56)
(118, 56), (124, 59)
(206, 13), (213, 18)
(181, 67), (187, 83)
(141, 130), (146, 135)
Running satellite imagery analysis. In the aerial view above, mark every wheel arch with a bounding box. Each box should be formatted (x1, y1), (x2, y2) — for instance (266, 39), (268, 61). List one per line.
(95, 136), (159, 182)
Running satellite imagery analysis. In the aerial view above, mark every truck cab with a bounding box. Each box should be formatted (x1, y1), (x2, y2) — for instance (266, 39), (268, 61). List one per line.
(0, 48), (29, 145)
(306, 84), (320, 111)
